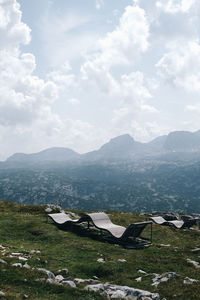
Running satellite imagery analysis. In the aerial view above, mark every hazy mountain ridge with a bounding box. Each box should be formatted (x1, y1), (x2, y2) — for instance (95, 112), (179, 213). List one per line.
(5, 129), (200, 163)
(2, 129), (200, 213)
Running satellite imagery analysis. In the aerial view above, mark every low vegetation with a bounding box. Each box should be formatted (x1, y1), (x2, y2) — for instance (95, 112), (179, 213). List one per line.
(0, 201), (200, 299)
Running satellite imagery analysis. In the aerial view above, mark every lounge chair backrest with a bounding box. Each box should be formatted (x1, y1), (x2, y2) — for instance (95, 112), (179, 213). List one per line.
(122, 222), (151, 239)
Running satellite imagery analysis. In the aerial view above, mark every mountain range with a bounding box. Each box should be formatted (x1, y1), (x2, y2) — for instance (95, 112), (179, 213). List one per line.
(6, 129), (200, 163)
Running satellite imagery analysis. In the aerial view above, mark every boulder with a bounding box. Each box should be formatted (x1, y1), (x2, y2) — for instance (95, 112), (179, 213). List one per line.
(37, 268), (55, 281)
(85, 283), (160, 299)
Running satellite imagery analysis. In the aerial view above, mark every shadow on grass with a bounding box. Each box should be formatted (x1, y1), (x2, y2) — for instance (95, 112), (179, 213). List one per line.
(50, 222), (151, 250)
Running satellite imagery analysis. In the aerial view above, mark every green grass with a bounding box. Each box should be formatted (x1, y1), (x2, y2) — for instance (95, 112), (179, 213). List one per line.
(0, 201), (200, 299)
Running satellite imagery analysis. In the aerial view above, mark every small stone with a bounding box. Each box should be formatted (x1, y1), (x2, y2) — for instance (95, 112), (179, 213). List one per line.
(12, 263), (22, 268)
(0, 259), (7, 264)
(135, 277), (142, 282)
(62, 280), (76, 288)
(0, 291), (5, 297)
(23, 263), (31, 269)
(97, 258), (105, 263)
(187, 258), (200, 269)
(138, 269), (147, 274)
(45, 207), (52, 213)
(19, 257), (28, 261)
(30, 250), (41, 254)
(23, 294), (28, 299)
(118, 259), (126, 263)
(11, 252), (22, 256)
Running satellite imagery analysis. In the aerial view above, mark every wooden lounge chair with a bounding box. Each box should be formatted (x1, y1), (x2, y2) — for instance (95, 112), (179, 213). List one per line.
(81, 212), (152, 246)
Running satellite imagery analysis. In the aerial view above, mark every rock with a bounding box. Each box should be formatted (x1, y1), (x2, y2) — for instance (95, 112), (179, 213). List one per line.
(110, 290), (127, 298)
(57, 268), (68, 276)
(138, 270), (147, 274)
(97, 258), (105, 263)
(183, 277), (199, 284)
(118, 259), (127, 263)
(152, 272), (178, 287)
(37, 268), (55, 281)
(135, 277), (142, 282)
(85, 283), (159, 299)
(74, 278), (100, 285)
(12, 263), (23, 268)
(191, 248), (200, 253)
(0, 291), (5, 297)
(0, 259), (7, 264)
(11, 252), (22, 256)
(19, 257), (28, 261)
(62, 280), (76, 288)
(158, 244), (171, 247)
(23, 294), (28, 299)
(187, 258), (200, 269)
(55, 275), (64, 283)
(30, 250), (41, 254)
(23, 263), (31, 269)
(45, 208), (52, 213)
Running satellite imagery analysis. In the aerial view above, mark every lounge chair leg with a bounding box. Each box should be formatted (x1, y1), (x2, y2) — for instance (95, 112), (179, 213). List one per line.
(150, 223), (152, 243)
(87, 221), (90, 229)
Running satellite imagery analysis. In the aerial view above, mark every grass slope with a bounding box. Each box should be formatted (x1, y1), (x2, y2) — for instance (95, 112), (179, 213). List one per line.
(0, 201), (200, 299)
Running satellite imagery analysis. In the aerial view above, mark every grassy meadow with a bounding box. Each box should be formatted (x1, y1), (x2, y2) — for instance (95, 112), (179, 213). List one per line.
(0, 201), (200, 299)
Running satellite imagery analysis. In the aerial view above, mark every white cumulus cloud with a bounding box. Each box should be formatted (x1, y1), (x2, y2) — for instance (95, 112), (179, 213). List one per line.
(156, 40), (200, 92)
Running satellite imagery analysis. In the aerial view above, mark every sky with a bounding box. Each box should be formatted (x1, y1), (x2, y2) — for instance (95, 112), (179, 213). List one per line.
(1, 0), (200, 160)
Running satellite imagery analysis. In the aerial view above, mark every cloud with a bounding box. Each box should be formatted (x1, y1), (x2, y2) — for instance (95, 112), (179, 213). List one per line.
(0, 0), (60, 132)
(0, 0), (31, 49)
(156, 40), (200, 92)
(96, 0), (104, 10)
(156, 0), (196, 14)
(40, 9), (99, 67)
(82, 3), (149, 73)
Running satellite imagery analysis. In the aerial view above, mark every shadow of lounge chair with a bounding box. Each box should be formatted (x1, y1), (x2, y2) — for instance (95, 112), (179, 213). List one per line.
(81, 212), (152, 248)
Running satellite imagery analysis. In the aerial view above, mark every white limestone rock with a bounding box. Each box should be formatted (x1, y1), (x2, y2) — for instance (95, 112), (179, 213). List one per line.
(118, 259), (127, 263)
(0, 291), (5, 297)
(97, 258), (105, 263)
(23, 263), (31, 269)
(0, 259), (7, 264)
(62, 280), (76, 288)
(37, 268), (55, 281)
(187, 258), (200, 268)
(135, 277), (142, 282)
(55, 275), (64, 283)
(19, 257), (28, 261)
(85, 283), (160, 299)
(12, 263), (23, 268)
(183, 277), (199, 284)
(152, 272), (178, 287)
(138, 270), (147, 274)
